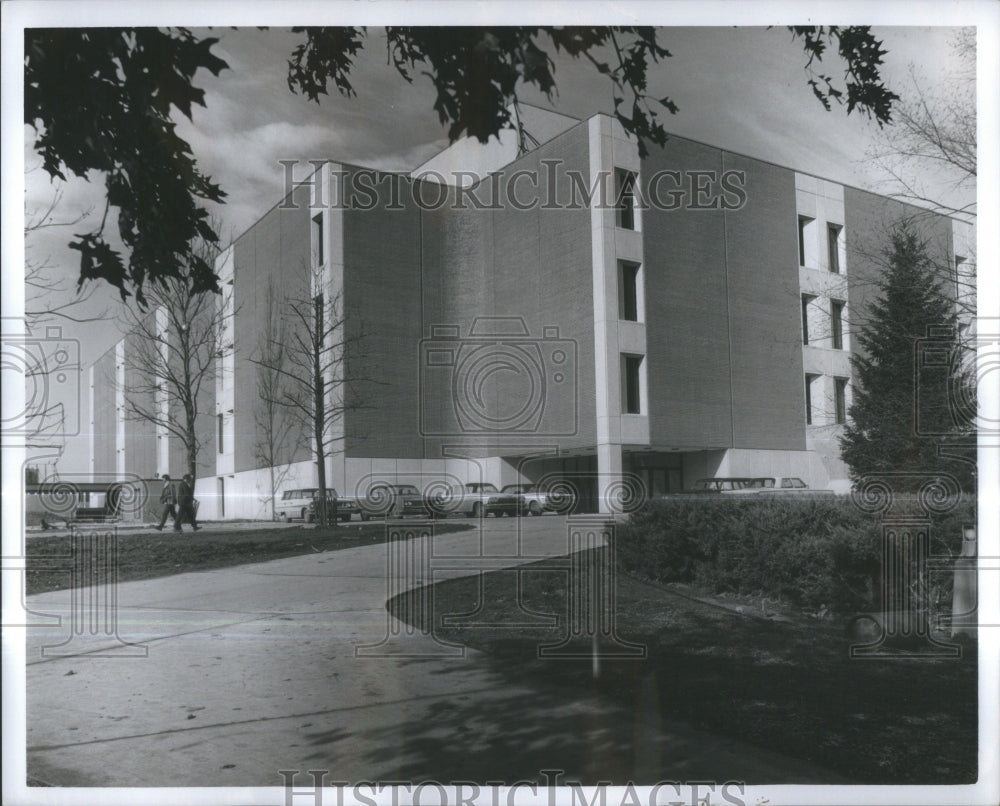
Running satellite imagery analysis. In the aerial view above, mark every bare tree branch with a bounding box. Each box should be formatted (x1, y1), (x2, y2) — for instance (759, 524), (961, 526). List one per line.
(24, 171), (107, 327)
(866, 30), (975, 222)
(117, 221), (234, 478)
(250, 263), (373, 526)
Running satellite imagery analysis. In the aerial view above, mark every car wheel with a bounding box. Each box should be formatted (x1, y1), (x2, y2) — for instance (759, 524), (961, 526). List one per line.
(472, 502), (482, 519)
(303, 508), (314, 523)
(529, 502), (542, 516)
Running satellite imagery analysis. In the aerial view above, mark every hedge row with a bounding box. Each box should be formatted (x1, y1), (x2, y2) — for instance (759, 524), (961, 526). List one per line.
(616, 497), (975, 614)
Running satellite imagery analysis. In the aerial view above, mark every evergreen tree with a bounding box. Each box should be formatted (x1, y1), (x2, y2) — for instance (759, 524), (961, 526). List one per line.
(839, 225), (975, 490)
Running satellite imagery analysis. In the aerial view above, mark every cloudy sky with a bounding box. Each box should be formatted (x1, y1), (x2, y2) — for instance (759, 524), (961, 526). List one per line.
(12, 17), (982, 473)
(23, 25), (973, 350)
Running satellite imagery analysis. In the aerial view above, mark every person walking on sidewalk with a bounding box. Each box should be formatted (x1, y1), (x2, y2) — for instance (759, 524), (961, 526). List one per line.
(154, 474), (177, 531)
(174, 474), (201, 532)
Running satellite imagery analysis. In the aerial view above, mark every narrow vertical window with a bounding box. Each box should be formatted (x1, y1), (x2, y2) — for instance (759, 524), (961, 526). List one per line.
(831, 300), (845, 350)
(619, 261), (640, 321)
(805, 374), (818, 425)
(623, 355), (642, 414)
(827, 224), (842, 273)
(798, 216), (814, 266)
(312, 212), (324, 267)
(218, 477), (225, 518)
(217, 413), (224, 453)
(801, 294), (814, 345)
(616, 169), (636, 230)
(834, 377), (848, 424)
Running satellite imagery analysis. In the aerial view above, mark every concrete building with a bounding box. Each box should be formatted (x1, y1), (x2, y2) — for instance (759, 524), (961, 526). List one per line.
(89, 106), (971, 518)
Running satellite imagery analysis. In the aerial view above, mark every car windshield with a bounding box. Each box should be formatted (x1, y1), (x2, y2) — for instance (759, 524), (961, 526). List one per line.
(471, 483), (499, 492)
(501, 484), (531, 493)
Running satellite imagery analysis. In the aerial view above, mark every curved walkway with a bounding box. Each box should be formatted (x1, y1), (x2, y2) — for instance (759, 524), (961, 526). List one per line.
(22, 516), (846, 789)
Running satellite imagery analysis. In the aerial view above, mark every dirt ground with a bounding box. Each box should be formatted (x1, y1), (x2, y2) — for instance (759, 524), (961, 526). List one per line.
(25, 521), (472, 595)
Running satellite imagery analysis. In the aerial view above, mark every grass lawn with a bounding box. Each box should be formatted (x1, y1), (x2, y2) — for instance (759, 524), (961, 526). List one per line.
(25, 521), (473, 595)
(389, 550), (978, 785)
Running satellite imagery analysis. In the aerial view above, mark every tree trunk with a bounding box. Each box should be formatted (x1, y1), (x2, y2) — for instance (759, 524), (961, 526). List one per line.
(313, 294), (327, 527)
(269, 463), (277, 521)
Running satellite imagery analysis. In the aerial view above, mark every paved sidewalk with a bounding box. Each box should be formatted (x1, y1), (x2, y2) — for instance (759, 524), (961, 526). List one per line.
(22, 517), (845, 788)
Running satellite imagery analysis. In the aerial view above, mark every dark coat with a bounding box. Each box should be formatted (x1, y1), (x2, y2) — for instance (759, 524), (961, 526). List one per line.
(177, 479), (194, 506)
(160, 482), (177, 505)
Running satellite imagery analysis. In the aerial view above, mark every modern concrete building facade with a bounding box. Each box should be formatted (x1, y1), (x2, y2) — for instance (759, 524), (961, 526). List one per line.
(89, 106), (971, 518)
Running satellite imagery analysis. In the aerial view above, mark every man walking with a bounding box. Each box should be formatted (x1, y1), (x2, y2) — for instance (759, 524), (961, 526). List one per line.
(174, 473), (201, 532)
(154, 474), (177, 531)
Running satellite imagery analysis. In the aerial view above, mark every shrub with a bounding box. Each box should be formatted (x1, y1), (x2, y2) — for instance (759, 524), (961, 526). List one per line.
(616, 496), (975, 614)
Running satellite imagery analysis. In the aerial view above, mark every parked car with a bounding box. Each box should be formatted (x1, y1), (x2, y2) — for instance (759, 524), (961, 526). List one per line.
(355, 483), (432, 520)
(758, 477), (807, 490)
(685, 478), (769, 494)
(755, 477), (835, 497)
(429, 483), (520, 518)
(500, 483), (554, 516)
(275, 488), (355, 522)
(680, 477), (832, 498)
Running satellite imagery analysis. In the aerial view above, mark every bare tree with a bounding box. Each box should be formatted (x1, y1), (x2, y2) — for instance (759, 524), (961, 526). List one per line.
(866, 29), (976, 318)
(118, 237), (232, 479)
(869, 30), (975, 221)
(253, 267), (368, 527)
(253, 281), (306, 519)
(24, 174), (106, 327)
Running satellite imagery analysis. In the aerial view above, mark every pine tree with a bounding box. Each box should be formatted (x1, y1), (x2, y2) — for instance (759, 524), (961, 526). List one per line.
(839, 225), (975, 490)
